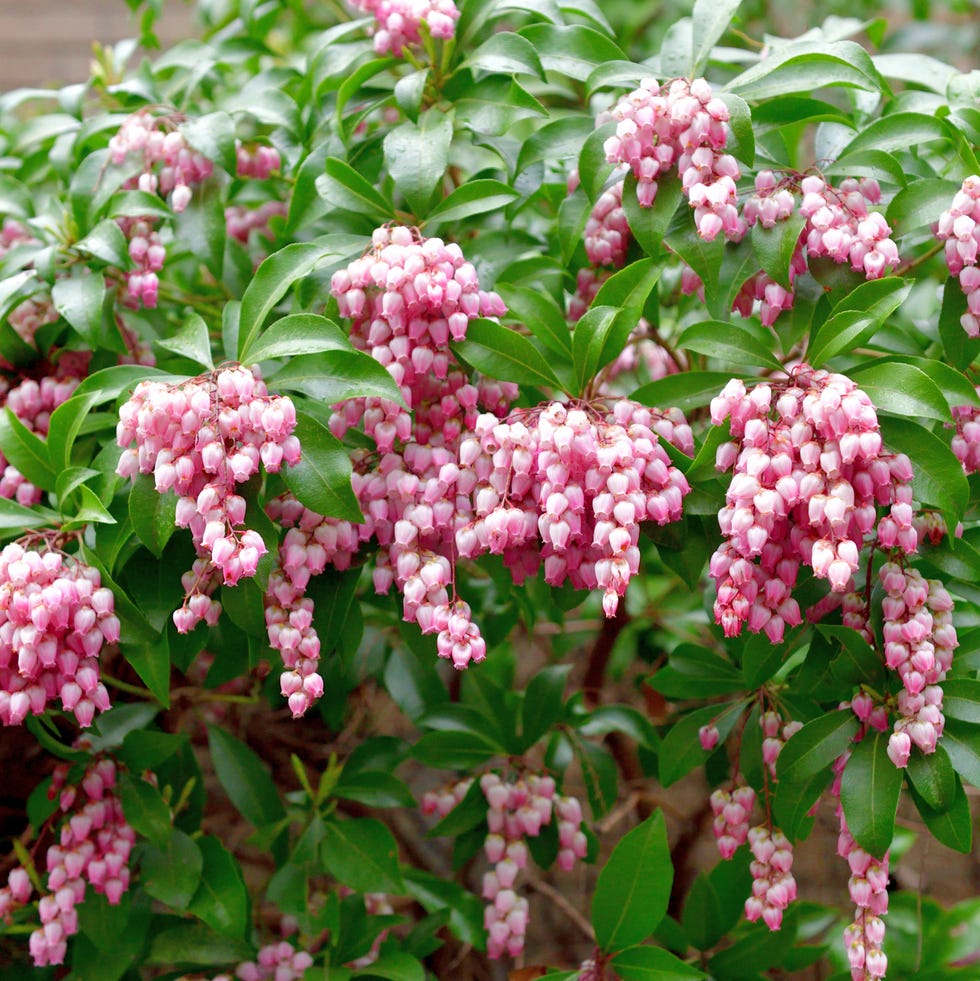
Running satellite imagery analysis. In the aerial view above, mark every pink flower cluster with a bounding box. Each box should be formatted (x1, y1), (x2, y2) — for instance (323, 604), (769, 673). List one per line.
(349, 0), (460, 55)
(936, 175), (980, 336)
(833, 743), (890, 981)
(108, 110), (214, 307)
(234, 942), (314, 981)
(235, 142), (281, 179)
(710, 783), (756, 859)
(760, 710), (802, 778)
(330, 225), (506, 452)
(744, 825), (797, 931)
(709, 365), (916, 640)
(952, 390), (980, 473)
(116, 366), (300, 633)
(0, 541), (116, 728)
(456, 400), (692, 617)
(584, 180), (631, 267)
(0, 758), (135, 967)
(878, 563), (957, 767)
(478, 773), (586, 959)
(0, 375), (79, 505)
(226, 202), (287, 246)
(604, 77), (741, 242)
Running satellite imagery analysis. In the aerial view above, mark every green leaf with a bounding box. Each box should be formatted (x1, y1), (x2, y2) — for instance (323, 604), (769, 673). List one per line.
(942, 720), (980, 788)
(521, 664), (570, 747)
(939, 276), (980, 372)
(659, 702), (746, 787)
(879, 416), (969, 530)
(774, 767), (830, 841)
(453, 318), (565, 390)
(942, 679), (980, 724)
(517, 116), (596, 174)
(777, 710), (859, 783)
(237, 242), (335, 361)
(316, 158), (394, 223)
(281, 410), (362, 522)
(495, 284), (573, 359)
(751, 216), (805, 289)
(589, 258), (664, 372)
(678, 320), (784, 372)
(334, 770), (416, 809)
(353, 952), (425, 981)
(179, 111), (238, 174)
(46, 391), (101, 474)
(425, 778), (488, 839)
(121, 632), (171, 708)
(128, 473), (177, 558)
(887, 178), (963, 235)
(383, 111), (455, 216)
(572, 304), (618, 392)
(119, 773), (172, 848)
(906, 745), (957, 811)
(141, 828), (203, 909)
(269, 349), (406, 407)
(623, 171), (684, 257)
(52, 272), (106, 346)
(187, 836), (251, 939)
(691, 0), (744, 76)
(849, 361), (951, 423)
(576, 705), (659, 749)
(402, 868), (486, 949)
(909, 775), (973, 854)
(840, 729), (902, 858)
(612, 944), (707, 981)
(425, 179), (521, 225)
(0, 496), (56, 532)
(632, 372), (739, 415)
(806, 278), (912, 367)
(840, 112), (952, 158)
(592, 811), (673, 953)
(0, 408), (55, 490)
(145, 922), (253, 967)
(322, 817), (404, 893)
(651, 644), (744, 699)
(75, 218), (130, 269)
(412, 729), (501, 769)
(157, 311), (215, 370)
(462, 31), (546, 80)
(518, 24), (626, 81)
(207, 725), (286, 828)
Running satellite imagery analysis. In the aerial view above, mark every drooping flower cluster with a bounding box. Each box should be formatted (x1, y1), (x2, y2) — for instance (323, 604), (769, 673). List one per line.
(478, 773), (587, 960)
(329, 225), (506, 451)
(604, 77), (742, 242)
(952, 388), (980, 473)
(0, 758), (135, 967)
(878, 563), (957, 767)
(108, 110), (215, 306)
(225, 201), (287, 246)
(0, 540), (116, 728)
(456, 400), (692, 617)
(833, 738), (890, 981)
(936, 175), (980, 336)
(709, 365), (916, 640)
(584, 180), (630, 267)
(760, 710), (802, 778)
(116, 366), (300, 632)
(744, 825), (797, 931)
(235, 142), (281, 180)
(710, 783), (756, 860)
(348, 0), (460, 56)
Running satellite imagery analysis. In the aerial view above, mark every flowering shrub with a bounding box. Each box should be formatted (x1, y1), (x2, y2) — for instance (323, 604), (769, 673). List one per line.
(0, 0), (978, 978)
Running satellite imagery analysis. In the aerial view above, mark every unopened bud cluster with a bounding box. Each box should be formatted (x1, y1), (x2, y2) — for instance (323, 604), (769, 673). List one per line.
(478, 773), (587, 959)
(878, 564), (957, 767)
(709, 365), (915, 640)
(456, 400), (691, 617)
(936, 175), (980, 336)
(744, 826), (797, 931)
(0, 541), (116, 728)
(235, 142), (281, 180)
(348, 0), (460, 56)
(0, 758), (135, 967)
(116, 366), (300, 633)
(604, 77), (742, 242)
(710, 783), (756, 859)
(760, 710), (802, 777)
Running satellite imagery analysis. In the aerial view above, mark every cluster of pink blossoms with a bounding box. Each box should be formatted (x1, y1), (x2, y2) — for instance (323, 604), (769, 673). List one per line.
(183, 941), (314, 981)
(116, 366), (300, 633)
(0, 541), (117, 728)
(604, 76), (742, 242)
(108, 110), (214, 308)
(952, 389), (980, 473)
(456, 400), (692, 618)
(709, 365), (916, 640)
(235, 142), (281, 180)
(760, 709), (802, 778)
(709, 783), (756, 859)
(349, 0), (459, 55)
(878, 563), (957, 767)
(226, 201), (287, 247)
(0, 759), (135, 967)
(833, 732), (890, 980)
(936, 175), (980, 336)
(744, 825), (797, 931)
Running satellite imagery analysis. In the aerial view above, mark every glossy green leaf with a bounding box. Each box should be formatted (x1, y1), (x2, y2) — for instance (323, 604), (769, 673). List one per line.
(322, 817), (404, 894)
(751, 215), (805, 289)
(453, 318), (565, 390)
(777, 710), (859, 783)
(383, 111), (454, 216)
(52, 271), (106, 347)
(841, 112), (952, 157)
(521, 664), (571, 747)
(849, 361), (951, 422)
(942, 679), (980, 724)
(141, 828), (203, 909)
(269, 349), (406, 407)
(691, 0), (744, 76)
(333, 770), (416, 809)
(909, 776), (973, 854)
(425, 179), (521, 225)
(462, 31), (546, 79)
(906, 745), (957, 811)
(45, 391), (101, 474)
(187, 836), (251, 939)
(887, 178), (963, 234)
(496, 284), (572, 359)
(119, 773), (172, 848)
(74, 218), (130, 269)
(207, 725), (286, 828)
(592, 810), (673, 953)
(632, 372), (738, 415)
(612, 944), (707, 980)
(0, 408), (55, 490)
(840, 730), (902, 858)
(660, 702), (746, 788)
(281, 410), (362, 522)
(121, 632), (171, 708)
(942, 720), (980, 788)
(518, 24), (626, 81)
(678, 320), (784, 372)
(623, 171), (684, 257)
(157, 311), (214, 369)
(145, 922), (252, 967)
